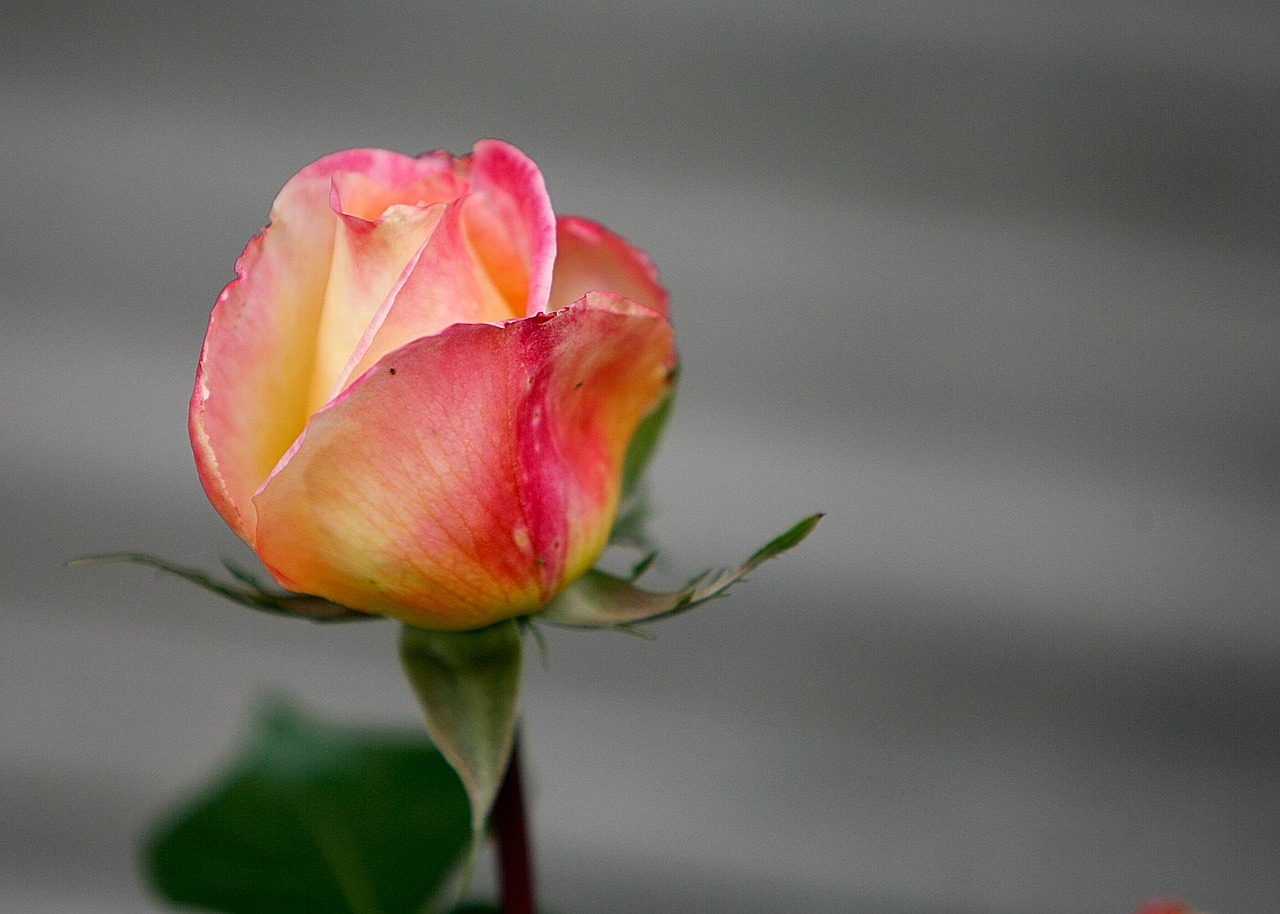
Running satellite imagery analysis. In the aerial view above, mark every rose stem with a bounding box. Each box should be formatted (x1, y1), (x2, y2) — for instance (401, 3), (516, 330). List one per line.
(493, 732), (535, 914)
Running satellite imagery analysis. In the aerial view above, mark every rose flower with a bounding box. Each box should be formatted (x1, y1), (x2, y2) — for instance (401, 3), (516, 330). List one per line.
(190, 140), (676, 630)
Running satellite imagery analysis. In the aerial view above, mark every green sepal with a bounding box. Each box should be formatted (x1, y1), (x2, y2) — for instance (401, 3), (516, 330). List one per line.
(399, 621), (523, 836)
(69, 552), (369, 622)
(540, 514), (823, 629)
(146, 696), (472, 914)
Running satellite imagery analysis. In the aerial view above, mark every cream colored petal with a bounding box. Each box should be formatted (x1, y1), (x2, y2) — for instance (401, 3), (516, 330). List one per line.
(190, 157), (341, 540)
(304, 200), (445, 416)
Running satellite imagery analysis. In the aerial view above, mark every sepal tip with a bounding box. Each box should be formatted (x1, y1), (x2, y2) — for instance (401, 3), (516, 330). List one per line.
(539, 513), (823, 630)
(68, 552), (369, 622)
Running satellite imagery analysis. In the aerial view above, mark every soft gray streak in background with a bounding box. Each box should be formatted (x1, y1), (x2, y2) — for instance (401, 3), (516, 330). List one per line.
(3, 1), (1278, 912)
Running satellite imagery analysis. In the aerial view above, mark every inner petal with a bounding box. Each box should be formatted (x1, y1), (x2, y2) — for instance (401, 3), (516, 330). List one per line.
(305, 201), (447, 416)
(338, 194), (524, 387)
(330, 160), (468, 221)
(463, 187), (533, 315)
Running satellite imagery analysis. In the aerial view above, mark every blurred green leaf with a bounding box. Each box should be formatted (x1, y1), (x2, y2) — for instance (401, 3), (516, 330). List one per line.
(146, 697), (471, 914)
(540, 514), (823, 629)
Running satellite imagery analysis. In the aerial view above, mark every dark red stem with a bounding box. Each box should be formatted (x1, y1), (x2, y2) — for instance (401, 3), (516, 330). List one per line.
(492, 733), (535, 914)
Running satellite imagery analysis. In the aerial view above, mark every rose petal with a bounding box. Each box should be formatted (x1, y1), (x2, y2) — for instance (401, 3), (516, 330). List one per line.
(327, 149), (463, 221)
(548, 215), (670, 320)
(252, 293), (677, 630)
(467, 139), (558, 317)
(191, 149), (468, 541)
(190, 156), (340, 540)
(339, 141), (558, 385)
(308, 152), (473, 414)
(306, 199), (446, 415)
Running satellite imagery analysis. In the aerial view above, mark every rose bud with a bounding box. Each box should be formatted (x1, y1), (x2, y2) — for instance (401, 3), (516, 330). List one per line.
(190, 140), (676, 630)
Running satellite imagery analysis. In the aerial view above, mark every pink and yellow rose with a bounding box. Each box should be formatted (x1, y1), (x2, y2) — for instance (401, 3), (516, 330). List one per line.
(190, 140), (676, 631)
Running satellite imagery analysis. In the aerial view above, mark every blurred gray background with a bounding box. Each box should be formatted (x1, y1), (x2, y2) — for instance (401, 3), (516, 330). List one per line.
(3, 1), (1278, 912)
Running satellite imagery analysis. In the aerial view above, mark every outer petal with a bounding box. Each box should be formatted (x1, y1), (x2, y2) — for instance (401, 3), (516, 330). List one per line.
(251, 293), (677, 630)
(191, 149), (470, 541)
(190, 154), (343, 541)
(548, 216), (670, 320)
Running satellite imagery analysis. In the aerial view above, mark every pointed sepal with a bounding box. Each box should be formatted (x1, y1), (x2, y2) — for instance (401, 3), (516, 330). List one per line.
(540, 513), (823, 629)
(68, 553), (369, 622)
(399, 621), (523, 835)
